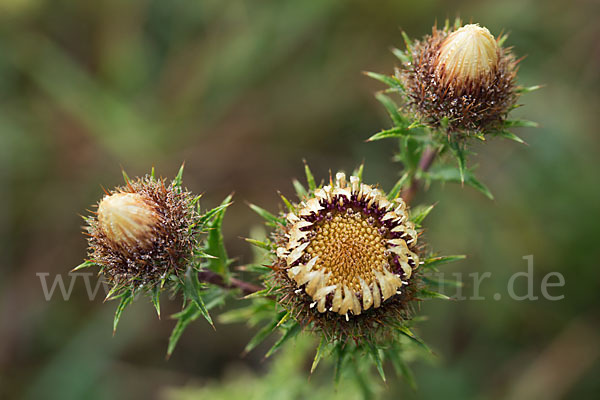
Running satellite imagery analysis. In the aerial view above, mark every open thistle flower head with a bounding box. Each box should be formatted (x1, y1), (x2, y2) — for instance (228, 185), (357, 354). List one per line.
(84, 172), (200, 294)
(269, 171), (422, 344)
(401, 21), (519, 134)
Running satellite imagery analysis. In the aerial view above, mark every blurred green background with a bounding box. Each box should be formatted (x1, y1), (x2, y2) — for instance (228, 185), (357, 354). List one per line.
(1, 0), (599, 399)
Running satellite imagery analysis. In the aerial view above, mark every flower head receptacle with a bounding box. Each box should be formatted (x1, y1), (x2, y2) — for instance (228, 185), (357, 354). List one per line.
(264, 169), (423, 345)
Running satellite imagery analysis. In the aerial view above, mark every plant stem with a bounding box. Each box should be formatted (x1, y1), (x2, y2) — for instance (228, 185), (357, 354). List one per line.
(401, 146), (438, 204)
(198, 270), (264, 296)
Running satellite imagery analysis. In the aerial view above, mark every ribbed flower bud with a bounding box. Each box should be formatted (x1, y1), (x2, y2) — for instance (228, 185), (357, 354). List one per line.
(98, 192), (161, 249)
(400, 20), (518, 134)
(84, 173), (200, 290)
(435, 24), (498, 85)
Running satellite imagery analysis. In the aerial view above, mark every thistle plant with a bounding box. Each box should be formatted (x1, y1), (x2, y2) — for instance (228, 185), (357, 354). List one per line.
(75, 18), (537, 396)
(76, 166), (237, 353)
(366, 18), (538, 200)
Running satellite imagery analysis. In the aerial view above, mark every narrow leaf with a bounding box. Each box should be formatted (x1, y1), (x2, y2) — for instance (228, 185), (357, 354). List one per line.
(410, 204), (435, 226)
(497, 130), (526, 144)
(244, 238), (272, 251)
(388, 347), (417, 390)
(71, 260), (96, 272)
(367, 126), (408, 142)
(367, 344), (386, 382)
(516, 85), (542, 93)
(303, 161), (316, 191)
(292, 179), (307, 199)
(265, 322), (302, 358)
(151, 285), (161, 319)
(504, 119), (539, 128)
(203, 195), (232, 278)
(311, 337), (327, 374)
(417, 289), (451, 300)
(375, 92), (406, 126)
(422, 255), (466, 269)
(397, 326), (432, 353)
(243, 311), (287, 354)
(278, 192), (295, 213)
(249, 203), (285, 226)
(173, 163), (185, 189)
(364, 71), (402, 89)
(113, 289), (134, 334)
(388, 172), (411, 200)
(167, 303), (200, 357)
(183, 266), (213, 327)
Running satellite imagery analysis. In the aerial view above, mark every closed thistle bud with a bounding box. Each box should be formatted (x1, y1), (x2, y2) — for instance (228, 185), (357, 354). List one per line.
(97, 192), (161, 250)
(435, 24), (498, 85)
(84, 172), (201, 292)
(401, 21), (518, 134)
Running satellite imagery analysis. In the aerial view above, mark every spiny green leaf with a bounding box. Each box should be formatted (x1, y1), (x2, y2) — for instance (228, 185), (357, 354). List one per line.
(401, 31), (412, 52)
(242, 288), (271, 299)
(183, 266), (213, 327)
(244, 238), (272, 251)
(397, 326), (431, 353)
(265, 322), (302, 358)
(504, 119), (539, 128)
(151, 285), (161, 319)
(497, 33), (510, 47)
(333, 342), (347, 386)
(203, 195), (233, 278)
(303, 161), (316, 191)
(466, 173), (494, 200)
(292, 179), (308, 199)
(426, 165), (494, 200)
(421, 276), (464, 288)
(150, 166), (156, 180)
(113, 289), (134, 334)
(496, 130), (526, 144)
(243, 311), (287, 355)
(367, 126), (409, 142)
(121, 169), (130, 184)
(71, 260), (96, 272)
(410, 204), (435, 227)
(278, 192), (295, 213)
(417, 289), (451, 300)
(249, 203), (285, 226)
(391, 47), (411, 64)
(387, 347), (417, 390)
(364, 71), (403, 89)
(353, 163), (364, 183)
(367, 344), (386, 382)
(172, 163), (185, 189)
(375, 92), (407, 127)
(311, 337), (327, 374)
(422, 255), (466, 269)
(197, 201), (232, 230)
(516, 85), (542, 93)
(167, 303), (201, 357)
(449, 141), (467, 183)
(401, 136), (424, 171)
(388, 172), (411, 200)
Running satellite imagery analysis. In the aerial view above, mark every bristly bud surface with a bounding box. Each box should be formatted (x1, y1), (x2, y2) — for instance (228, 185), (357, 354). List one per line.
(84, 172), (200, 293)
(401, 21), (519, 134)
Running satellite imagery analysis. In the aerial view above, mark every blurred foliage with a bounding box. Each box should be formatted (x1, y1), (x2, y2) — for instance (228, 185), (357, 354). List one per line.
(1, 0), (599, 399)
